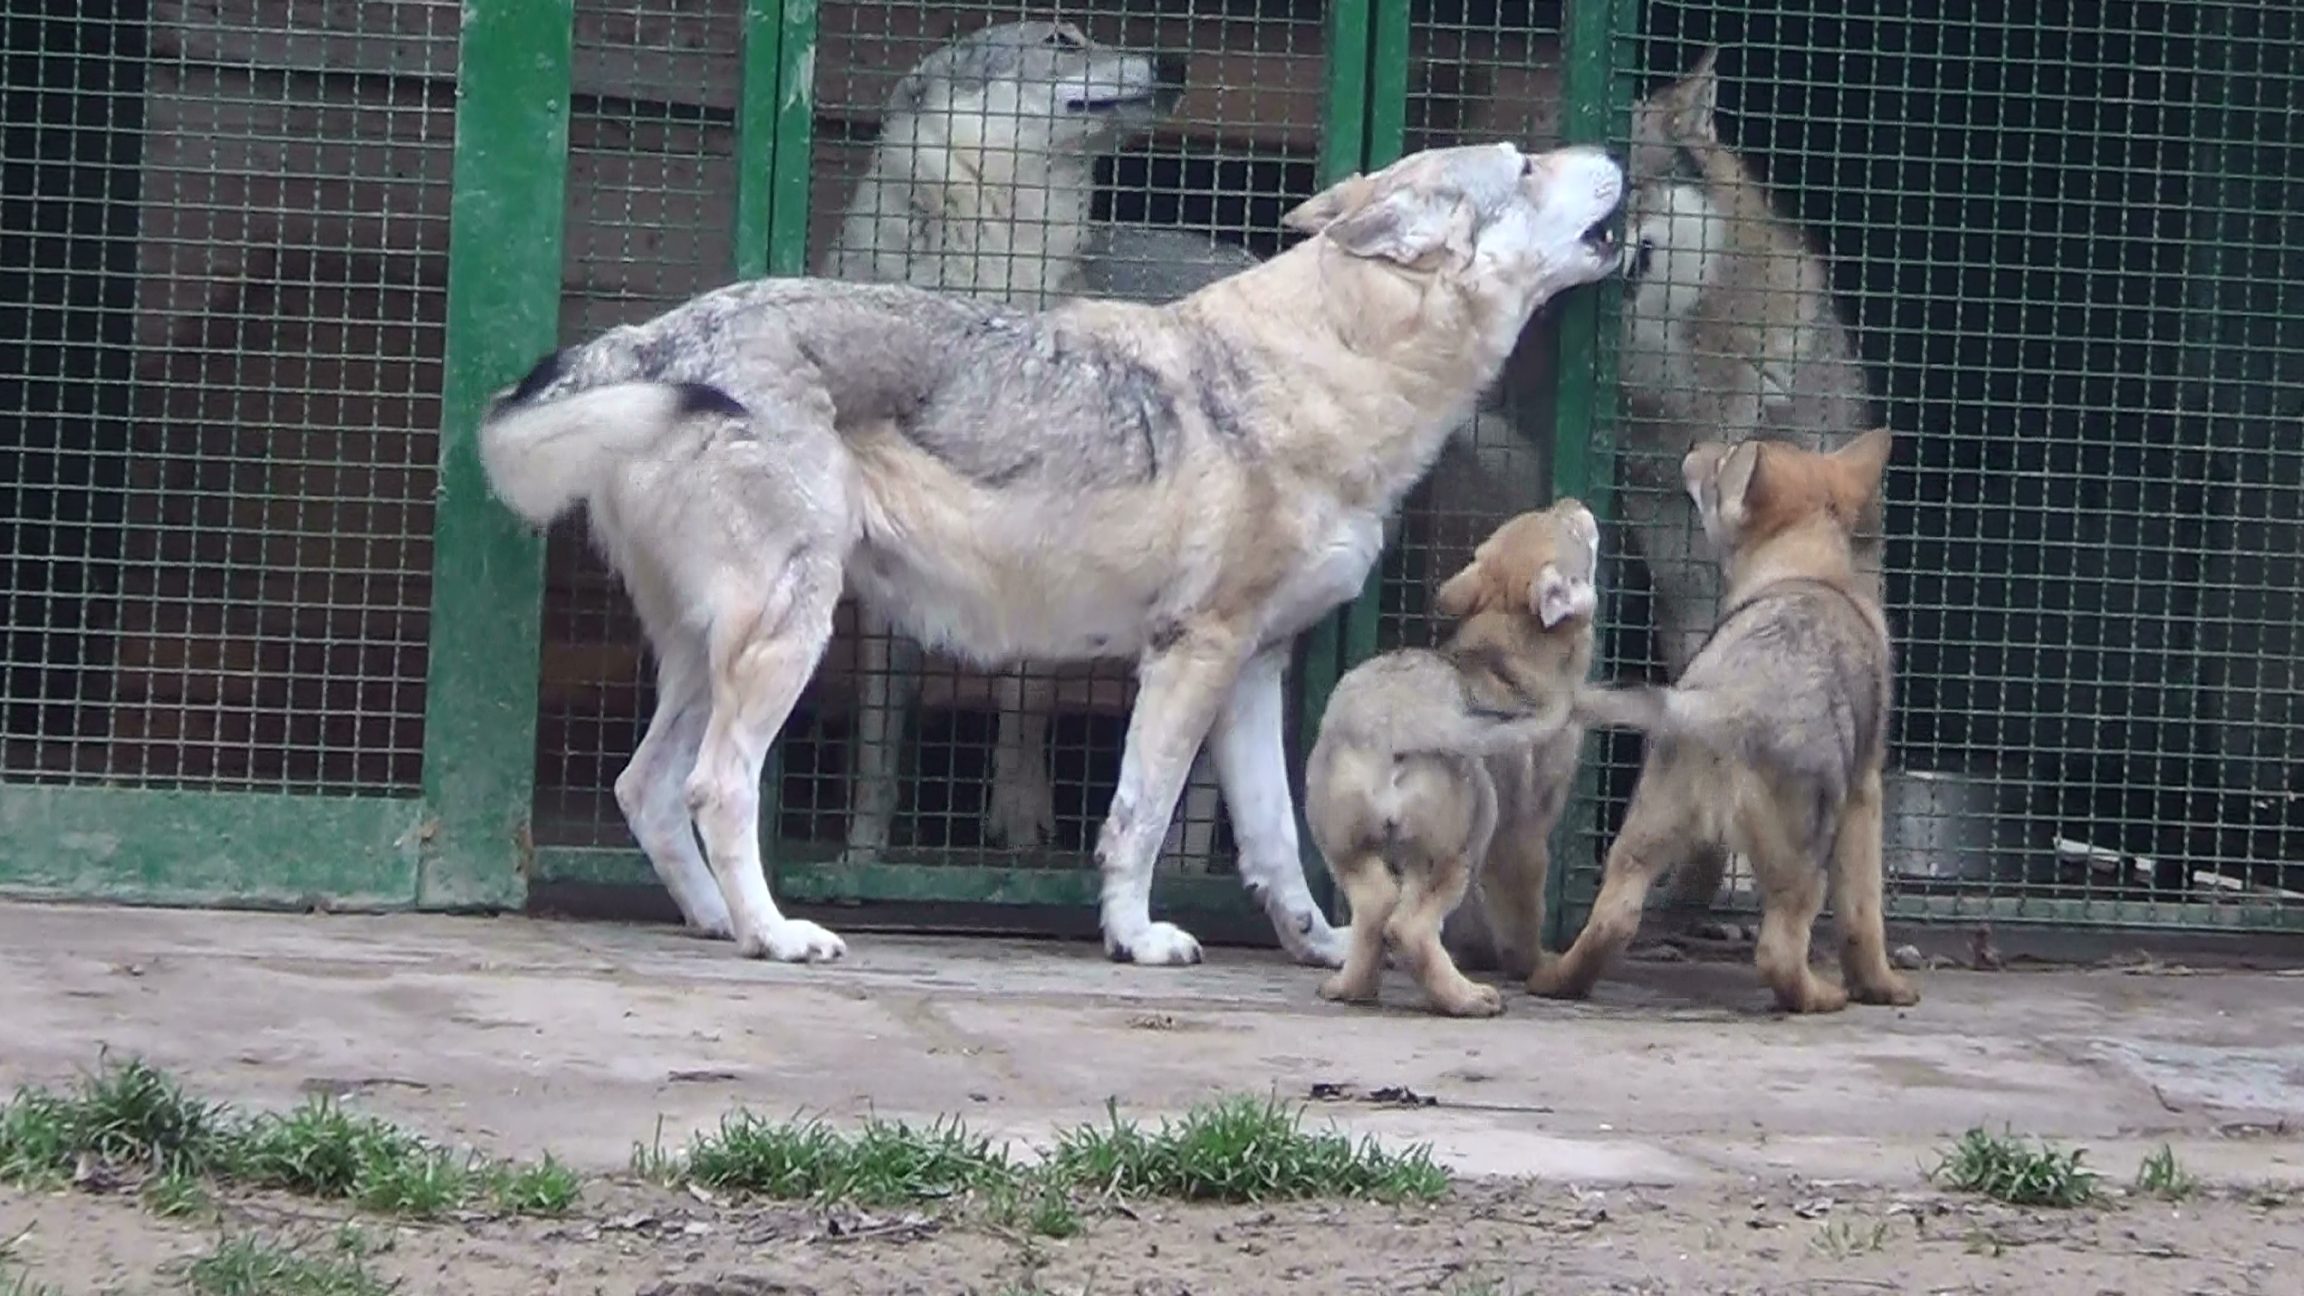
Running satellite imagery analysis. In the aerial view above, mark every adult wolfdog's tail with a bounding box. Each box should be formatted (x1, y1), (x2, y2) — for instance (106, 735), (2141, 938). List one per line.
(477, 350), (747, 527)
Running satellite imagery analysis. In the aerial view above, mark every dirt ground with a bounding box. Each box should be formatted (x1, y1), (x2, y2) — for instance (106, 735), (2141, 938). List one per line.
(4, 901), (2303, 1294)
(5, 1172), (2298, 1294)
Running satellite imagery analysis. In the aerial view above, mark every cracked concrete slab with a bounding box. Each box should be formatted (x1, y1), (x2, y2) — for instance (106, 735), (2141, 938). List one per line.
(2, 901), (2299, 1189)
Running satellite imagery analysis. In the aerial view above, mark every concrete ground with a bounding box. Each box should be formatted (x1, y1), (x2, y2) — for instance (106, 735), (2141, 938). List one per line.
(4, 900), (2302, 1191)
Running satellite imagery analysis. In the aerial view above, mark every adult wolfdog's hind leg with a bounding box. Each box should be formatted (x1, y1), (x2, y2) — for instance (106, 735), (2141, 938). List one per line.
(1207, 646), (1350, 968)
(687, 577), (848, 962)
(614, 645), (732, 938)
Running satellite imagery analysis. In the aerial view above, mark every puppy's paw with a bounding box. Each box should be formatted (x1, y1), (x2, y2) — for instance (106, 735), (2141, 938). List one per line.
(1433, 982), (1505, 1018)
(1105, 921), (1205, 967)
(1524, 958), (1591, 1001)
(1319, 972), (1379, 1004)
(741, 919), (848, 963)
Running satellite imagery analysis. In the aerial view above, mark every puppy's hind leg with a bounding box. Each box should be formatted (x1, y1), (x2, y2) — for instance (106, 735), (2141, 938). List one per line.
(613, 641), (732, 939)
(1318, 855), (1397, 1005)
(1829, 770), (1920, 1007)
(1743, 818), (1847, 1014)
(1528, 785), (1691, 1000)
(688, 570), (848, 963)
(1390, 853), (1503, 1018)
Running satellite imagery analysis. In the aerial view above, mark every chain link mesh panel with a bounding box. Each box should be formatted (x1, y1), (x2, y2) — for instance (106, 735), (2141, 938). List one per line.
(3, 0), (453, 795)
(531, 0), (745, 849)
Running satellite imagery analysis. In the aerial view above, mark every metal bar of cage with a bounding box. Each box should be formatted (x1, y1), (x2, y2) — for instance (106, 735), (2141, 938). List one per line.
(416, 0), (576, 910)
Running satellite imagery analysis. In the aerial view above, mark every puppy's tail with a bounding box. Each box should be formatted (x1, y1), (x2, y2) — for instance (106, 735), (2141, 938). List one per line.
(1573, 682), (1740, 751)
(1570, 683), (1674, 735)
(477, 350), (747, 526)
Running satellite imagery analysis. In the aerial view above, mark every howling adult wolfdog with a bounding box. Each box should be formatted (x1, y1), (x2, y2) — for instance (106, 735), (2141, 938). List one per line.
(476, 143), (1626, 967)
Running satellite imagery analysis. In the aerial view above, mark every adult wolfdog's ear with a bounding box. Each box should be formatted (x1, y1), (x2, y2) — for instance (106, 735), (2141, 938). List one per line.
(1281, 173), (1370, 236)
(1283, 171), (1470, 267)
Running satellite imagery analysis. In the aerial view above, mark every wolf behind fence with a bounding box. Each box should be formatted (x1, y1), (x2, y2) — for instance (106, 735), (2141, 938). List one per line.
(477, 141), (1629, 967)
(820, 19), (1254, 877)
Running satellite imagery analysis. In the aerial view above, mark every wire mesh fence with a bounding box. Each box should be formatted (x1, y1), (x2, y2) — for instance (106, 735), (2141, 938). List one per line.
(3, 0), (2299, 937)
(3, 0), (453, 796)
(1552, 0), (2304, 932)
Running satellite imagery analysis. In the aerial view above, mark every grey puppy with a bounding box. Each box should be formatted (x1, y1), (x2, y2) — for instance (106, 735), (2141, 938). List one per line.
(1306, 498), (1599, 1017)
(475, 143), (1627, 968)
(1532, 429), (1921, 1013)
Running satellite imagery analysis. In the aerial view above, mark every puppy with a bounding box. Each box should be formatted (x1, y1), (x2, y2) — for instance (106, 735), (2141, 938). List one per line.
(1305, 500), (1600, 1016)
(1533, 430), (1921, 1013)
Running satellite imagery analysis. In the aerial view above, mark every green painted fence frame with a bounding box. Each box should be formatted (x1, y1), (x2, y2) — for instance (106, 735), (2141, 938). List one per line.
(8, 0), (2299, 944)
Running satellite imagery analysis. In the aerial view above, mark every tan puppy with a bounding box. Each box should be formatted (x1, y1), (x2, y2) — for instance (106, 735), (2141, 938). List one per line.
(1305, 500), (1600, 1016)
(1535, 431), (1920, 1014)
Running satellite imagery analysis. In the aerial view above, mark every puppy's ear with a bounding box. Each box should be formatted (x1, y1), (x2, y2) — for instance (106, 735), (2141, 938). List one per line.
(1530, 562), (1598, 629)
(1825, 427), (1894, 520)
(1711, 440), (1765, 531)
(1285, 173), (1470, 267)
(1434, 560), (1489, 619)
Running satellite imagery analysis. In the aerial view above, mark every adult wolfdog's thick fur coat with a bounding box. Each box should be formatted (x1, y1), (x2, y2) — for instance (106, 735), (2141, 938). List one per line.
(476, 143), (1626, 968)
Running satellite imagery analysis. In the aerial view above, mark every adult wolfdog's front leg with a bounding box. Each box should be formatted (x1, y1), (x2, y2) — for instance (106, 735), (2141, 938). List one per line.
(1206, 646), (1348, 967)
(1098, 629), (1253, 965)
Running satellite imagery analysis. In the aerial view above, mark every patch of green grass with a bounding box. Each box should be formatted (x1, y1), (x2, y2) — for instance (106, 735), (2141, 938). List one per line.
(652, 1092), (1447, 1219)
(0, 1056), (577, 1222)
(1810, 1215), (1892, 1259)
(1930, 1127), (2101, 1208)
(1047, 1095), (1449, 1204)
(2134, 1144), (2198, 1201)
(0, 1057), (231, 1187)
(674, 1110), (1014, 1206)
(181, 1234), (394, 1296)
(482, 1154), (582, 1216)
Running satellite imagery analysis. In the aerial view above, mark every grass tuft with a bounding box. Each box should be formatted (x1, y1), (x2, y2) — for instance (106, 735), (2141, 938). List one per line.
(0, 1056), (577, 1221)
(181, 1234), (394, 1296)
(2134, 1144), (2198, 1201)
(1930, 1127), (2101, 1207)
(1047, 1094), (1448, 1204)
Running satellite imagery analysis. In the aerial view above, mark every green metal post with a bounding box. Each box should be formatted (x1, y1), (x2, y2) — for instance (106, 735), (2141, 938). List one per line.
(1337, 0), (1412, 673)
(1296, 0), (1379, 922)
(1544, 0), (1632, 948)
(768, 0), (819, 278)
(418, 0), (575, 909)
(733, 0), (781, 281)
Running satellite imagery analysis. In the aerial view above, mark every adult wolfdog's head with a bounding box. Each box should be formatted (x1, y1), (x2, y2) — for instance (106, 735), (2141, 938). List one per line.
(882, 20), (1186, 168)
(1280, 143), (1625, 356)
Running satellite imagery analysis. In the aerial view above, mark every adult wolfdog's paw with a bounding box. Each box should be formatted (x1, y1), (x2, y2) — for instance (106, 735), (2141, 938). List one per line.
(740, 919), (848, 963)
(1280, 915), (1351, 969)
(682, 916), (736, 942)
(1105, 921), (1205, 966)
(1851, 972), (1921, 1008)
